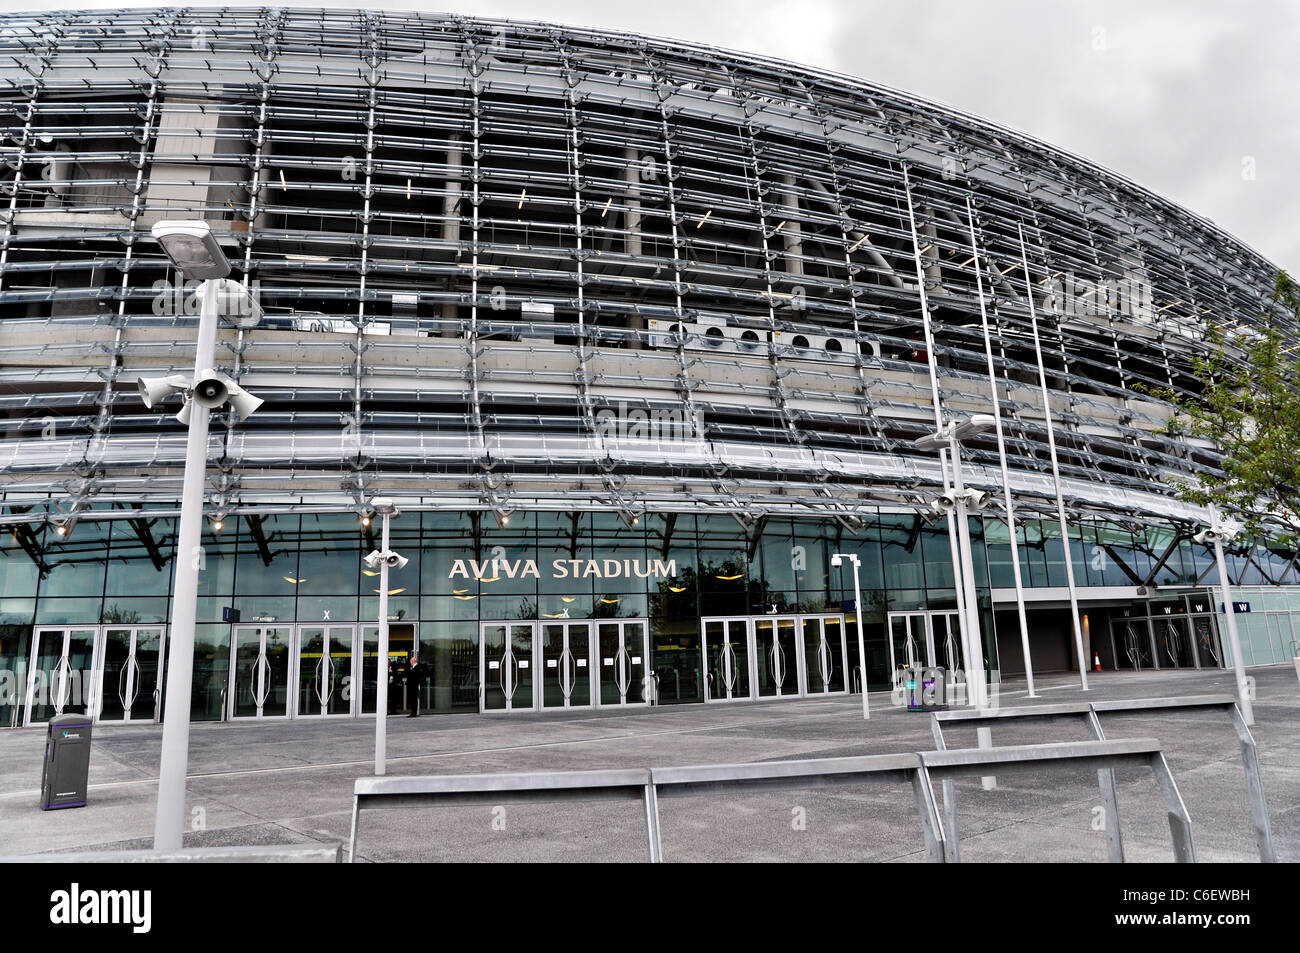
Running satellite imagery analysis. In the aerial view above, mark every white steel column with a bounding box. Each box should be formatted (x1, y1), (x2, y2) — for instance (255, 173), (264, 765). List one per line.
(374, 510), (391, 775)
(966, 196), (1037, 697)
(1208, 506), (1255, 725)
(1017, 223), (1088, 690)
(153, 277), (218, 850)
(902, 163), (977, 693)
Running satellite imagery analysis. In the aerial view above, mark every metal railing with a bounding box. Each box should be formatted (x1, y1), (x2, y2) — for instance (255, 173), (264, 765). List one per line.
(931, 693), (1275, 863)
(348, 737), (1190, 863)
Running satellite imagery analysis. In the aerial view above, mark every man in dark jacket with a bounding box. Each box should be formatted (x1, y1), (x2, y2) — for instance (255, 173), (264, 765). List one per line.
(405, 652), (430, 717)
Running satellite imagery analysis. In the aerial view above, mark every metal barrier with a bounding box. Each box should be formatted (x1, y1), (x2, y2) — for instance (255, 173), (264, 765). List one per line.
(348, 738), (1190, 863)
(350, 757), (945, 863)
(350, 768), (663, 863)
(1090, 694), (1275, 863)
(2, 844), (341, 863)
(919, 738), (1195, 863)
(931, 693), (1275, 863)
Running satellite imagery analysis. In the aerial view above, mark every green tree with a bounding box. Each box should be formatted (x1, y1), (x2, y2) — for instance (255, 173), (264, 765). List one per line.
(1154, 270), (1300, 544)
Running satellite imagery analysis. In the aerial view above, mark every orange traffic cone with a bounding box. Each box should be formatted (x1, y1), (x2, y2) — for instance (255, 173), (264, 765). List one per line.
(1093, 652), (1102, 672)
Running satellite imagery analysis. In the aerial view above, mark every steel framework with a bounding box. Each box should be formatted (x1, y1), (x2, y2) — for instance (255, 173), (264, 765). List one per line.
(0, 8), (1292, 532)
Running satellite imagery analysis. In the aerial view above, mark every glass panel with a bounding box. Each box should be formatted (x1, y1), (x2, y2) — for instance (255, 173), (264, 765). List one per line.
(1190, 616), (1221, 668)
(132, 627), (165, 721)
(262, 627), (291, 717)
(1159, 619), (1189, 668)
(703, 620), (725, 701)
(568, 623), (591, 706)
(803, 618), (826, 693)
(823, 617), (846, 692)
(509, 624), (534, 709)
(625, 622), (646, 703)
(598, 623), (620, 704)
(754, 620), (779, 697)
(482, 625), (507, 711)
(727, 620), (751, 699)
(60, 630), (96, 717)
(541, 623), (568, 708)
(297, 627), (327, 716)
(360, 626), (379, 714)
(935, 614), (963, 674)
(776, 619), (798, 695)
(326, 626), (355, 716)
(27, 630), (66, 724)
(232, 627), (263, 718)
(97, 628), (132, 722)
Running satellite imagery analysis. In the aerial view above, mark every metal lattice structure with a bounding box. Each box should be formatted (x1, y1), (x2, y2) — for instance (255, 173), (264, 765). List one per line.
(0, 7), (1290, 529)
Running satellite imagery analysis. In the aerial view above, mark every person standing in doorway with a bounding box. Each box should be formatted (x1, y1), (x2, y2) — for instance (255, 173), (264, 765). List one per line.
(405, 652), (430, 717)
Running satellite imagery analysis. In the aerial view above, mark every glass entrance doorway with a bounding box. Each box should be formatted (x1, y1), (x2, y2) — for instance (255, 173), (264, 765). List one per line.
(700, 614), (847, 703)
(297, 625), (357, 717)
(702, 618), (751, 702)
(94, 626), (166, 723)
(24, 628), (98, 726)
(481, 619), (651, 712)
(229, 625), (292, 719)
(886, 611), (962, 688)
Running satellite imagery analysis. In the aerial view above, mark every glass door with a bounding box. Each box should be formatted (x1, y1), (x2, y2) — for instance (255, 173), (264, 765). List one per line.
(480, 622), (537, 712)
(230, 625), (292, 719)
(887, 613), (925, 688)
(801, 615), (848, 694)
(24, 628), (97, 725)
(297, 625), (357, 717)
(754, 617), (800, 697)
(1190, 614), (1222, 668)
(597, 620), (648, 706)
(931, 613), (962, 674)
(1157, 617), (1193, 668)
(94, 626), (166, 723)
(542, 622), (592, 709)
(701, 617), (752, 702)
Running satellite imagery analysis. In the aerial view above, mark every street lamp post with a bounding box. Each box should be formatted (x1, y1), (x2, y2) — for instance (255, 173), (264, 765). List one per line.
(915, 414), (996, 708)
(140, 221), (262, 850)
(831, 553), (869, 719)
(1196, 511), (1254, 725)
(366, 497), (408, 775)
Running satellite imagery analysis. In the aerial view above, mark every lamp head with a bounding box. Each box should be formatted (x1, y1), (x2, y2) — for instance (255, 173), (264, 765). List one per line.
(151, 220), (231, 280)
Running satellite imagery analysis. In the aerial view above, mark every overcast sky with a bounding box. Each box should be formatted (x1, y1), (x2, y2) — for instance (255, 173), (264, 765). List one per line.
(6, 0), (1297, 273)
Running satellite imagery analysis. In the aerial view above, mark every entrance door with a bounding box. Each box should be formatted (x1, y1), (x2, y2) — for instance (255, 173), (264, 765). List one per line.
(94, 626), (166, 723)
(887, 611), (963, 688)
(229, 625), (292, 719)
(297, 625), (357, 716)
(597, 620), (648, 705)
(1156, 617), (1195, 669)
(24, 628), (97, 725)
(754, 617), (801, 697)
(481, 622), (537, 712)
(801, 616), (848, 694)
(702, 618), (752, 702)
(1190, 614), (1223, 668)
(541, 622), (592, 709)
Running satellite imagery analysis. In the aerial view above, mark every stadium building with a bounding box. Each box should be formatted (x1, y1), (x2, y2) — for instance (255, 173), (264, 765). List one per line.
(1, 7), (1297, 730)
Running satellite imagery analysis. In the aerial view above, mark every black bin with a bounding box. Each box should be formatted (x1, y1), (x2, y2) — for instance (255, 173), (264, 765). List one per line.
(904, 665), (948, 712)
(41, 713), (93, 810)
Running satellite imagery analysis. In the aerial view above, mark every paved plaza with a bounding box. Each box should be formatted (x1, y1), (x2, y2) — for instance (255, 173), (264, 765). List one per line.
(1, 665), (1297, 862)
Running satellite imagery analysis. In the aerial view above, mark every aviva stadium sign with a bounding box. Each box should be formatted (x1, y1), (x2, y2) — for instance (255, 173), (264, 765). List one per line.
(448, 558), (678, 581)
